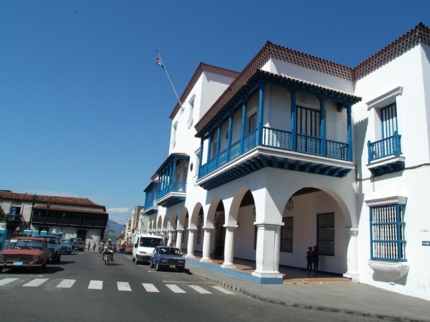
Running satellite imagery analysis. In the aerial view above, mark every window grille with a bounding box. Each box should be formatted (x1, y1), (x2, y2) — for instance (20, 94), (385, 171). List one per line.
(370, 204), (406, 261)
(280, 217), (293, 252)
(296, 106), (320, 137)
(317, 213), (334, 256)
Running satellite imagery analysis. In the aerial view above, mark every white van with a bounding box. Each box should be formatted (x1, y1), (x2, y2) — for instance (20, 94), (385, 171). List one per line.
(132, 234), (164, 264)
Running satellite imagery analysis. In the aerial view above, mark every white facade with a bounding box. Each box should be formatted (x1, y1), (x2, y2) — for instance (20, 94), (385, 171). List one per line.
(143, 24), (430, 300)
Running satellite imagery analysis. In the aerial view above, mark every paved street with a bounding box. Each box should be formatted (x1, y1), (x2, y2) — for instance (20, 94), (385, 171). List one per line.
(0, 251), (385, 322)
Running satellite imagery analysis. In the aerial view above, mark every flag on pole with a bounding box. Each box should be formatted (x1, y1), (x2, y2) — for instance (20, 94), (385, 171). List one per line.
(156, 57), (163, 67)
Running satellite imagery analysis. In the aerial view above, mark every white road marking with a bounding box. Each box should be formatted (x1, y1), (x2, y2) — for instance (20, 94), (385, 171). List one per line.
(189, 284), (211, 294)
(117, 282), (132, 291)
(212, 286), (235, 294)
(142, 283), (159, 292)
(88, 280), (103, 290)
(22, 278), (49, 287)
(166, 284), (186, 293)
(0, 278), (19, 286)
(56, 279), (76, 288)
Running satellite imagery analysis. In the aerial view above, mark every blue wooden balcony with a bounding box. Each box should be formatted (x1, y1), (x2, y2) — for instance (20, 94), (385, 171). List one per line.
(367, 132), (404, 176)
(144, 153), (190, 209)
(198, 127), (354, 190)
(144, 183), (158, 215)
(156, 181), (187, 207)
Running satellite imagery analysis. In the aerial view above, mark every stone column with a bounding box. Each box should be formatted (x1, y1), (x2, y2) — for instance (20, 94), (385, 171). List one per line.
(200, 227), (213, 262)
(252, 222), (283, 280)
(343, 228), (359, 282)
(176, 229), (184, 251)
(186, 228), (196, 258)
(221, 225), (238, 269)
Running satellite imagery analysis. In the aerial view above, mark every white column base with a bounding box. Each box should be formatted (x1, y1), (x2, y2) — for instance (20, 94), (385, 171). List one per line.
(221, 263), (236, 269)
(252, 271), (283, 279)
(343, 272), (360, 283)
(185, 254), (196, 259)
(200, 258), (212, 263)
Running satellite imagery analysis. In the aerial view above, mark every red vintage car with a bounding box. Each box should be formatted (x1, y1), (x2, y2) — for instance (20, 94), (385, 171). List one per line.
(125, 242), (133, 254)
(0, 237), (49, 273)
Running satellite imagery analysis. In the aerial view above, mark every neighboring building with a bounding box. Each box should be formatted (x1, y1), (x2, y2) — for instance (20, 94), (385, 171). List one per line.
(0, 190), (108, 245)
(143, 23), (430, 301)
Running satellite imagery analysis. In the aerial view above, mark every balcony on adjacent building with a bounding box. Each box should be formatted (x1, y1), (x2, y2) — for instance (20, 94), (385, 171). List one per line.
(143, 181), (158, 215)
(151, 153), (190, 208)
(196, 70), (361, 190)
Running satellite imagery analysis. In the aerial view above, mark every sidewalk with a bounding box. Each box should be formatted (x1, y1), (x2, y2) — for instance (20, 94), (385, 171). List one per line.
(186, 257), (430, 322)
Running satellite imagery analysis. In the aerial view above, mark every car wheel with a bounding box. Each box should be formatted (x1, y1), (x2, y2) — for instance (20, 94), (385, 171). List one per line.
(132, 256), (135, 262)
(57, 254), (61, 263)
(0, 268), (3, 273)
(36, 265), (42, 273)
(52, 254), (57, 264)
(42, 261), (46, 269)
(155, 261), (160, 271)
(68, 251), (71, 254)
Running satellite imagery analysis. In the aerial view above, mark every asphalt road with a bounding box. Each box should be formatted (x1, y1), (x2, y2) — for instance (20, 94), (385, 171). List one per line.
(0, 251), (382, 322)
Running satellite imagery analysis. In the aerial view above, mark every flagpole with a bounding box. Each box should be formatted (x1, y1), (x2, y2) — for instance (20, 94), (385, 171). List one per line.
(156, 50), (183, 111)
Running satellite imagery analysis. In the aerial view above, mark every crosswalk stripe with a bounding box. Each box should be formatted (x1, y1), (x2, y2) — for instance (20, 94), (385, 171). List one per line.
(142, 283), (159, 292)
(88, 280), (103, 290)
(56, 279), (76, 288)
(0, 278), (19, 286)
(117, 282), (132, 291)
(211, 286), (235, 294)
(189, 284), (211, 294)
(166, 284), (186, 293)
(23, 278), (48, 287)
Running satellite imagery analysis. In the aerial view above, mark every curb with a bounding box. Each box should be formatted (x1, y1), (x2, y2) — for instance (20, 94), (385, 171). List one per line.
(190, 270), (429, 322)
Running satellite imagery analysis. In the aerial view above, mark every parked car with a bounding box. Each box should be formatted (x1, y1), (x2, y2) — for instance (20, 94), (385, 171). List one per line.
(73, 240), (85, 252)
(0, 237), (49, 273)
(124, 242), (133, 254)
(150, 246), (185, 272)
(39, 235), (62, 263)
(61, 239), (72, 254)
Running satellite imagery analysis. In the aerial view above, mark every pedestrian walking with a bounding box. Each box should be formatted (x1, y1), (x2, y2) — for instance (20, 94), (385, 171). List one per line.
(92, 242), (96, 251)
(87, 241), (91, 251)
(306, 247), (313, 271)
(312, 246), (319, 273)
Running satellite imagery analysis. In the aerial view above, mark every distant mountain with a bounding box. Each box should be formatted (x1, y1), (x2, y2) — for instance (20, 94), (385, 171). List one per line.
(107, 220), (124, 235)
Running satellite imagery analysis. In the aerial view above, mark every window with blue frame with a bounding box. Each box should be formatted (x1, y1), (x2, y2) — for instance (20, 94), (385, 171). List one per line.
(381, 103), (398, 139)
(370, 204), (406, 261)
(280, 217), (293, 252)
(297, 106), (321, 155)
(317, 213), (334, 256)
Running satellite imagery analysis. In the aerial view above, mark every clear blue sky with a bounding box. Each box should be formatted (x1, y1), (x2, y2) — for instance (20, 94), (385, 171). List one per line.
(1, 0), (429, 223)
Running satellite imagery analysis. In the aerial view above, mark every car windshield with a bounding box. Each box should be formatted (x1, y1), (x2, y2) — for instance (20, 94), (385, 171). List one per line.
(62, 239), (70, 244)
(159, 247), (182, 256)
(139, 238), (163, 247)
(6, 239), (43, 250)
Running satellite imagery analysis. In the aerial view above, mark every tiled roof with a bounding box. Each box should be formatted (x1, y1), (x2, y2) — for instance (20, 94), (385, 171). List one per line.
(353, 22), (430, 80)
(195, 23), (430, 133)
(169, 63), (239, 120)
(0, 190), (106, 211)
(33, 205), (108, 215)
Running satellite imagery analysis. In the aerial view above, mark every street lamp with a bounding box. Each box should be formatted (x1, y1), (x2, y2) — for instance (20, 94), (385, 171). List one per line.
(28, 194), (38, 230)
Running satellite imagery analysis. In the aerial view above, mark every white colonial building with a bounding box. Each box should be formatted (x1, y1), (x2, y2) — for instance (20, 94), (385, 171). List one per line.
(143, 23), (430, 301)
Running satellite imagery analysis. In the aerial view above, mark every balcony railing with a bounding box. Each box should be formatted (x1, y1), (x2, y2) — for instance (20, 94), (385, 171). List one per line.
(199, 126), (351, 179)
(157, 181), (187, 200)
(367, 132), (402, 164)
